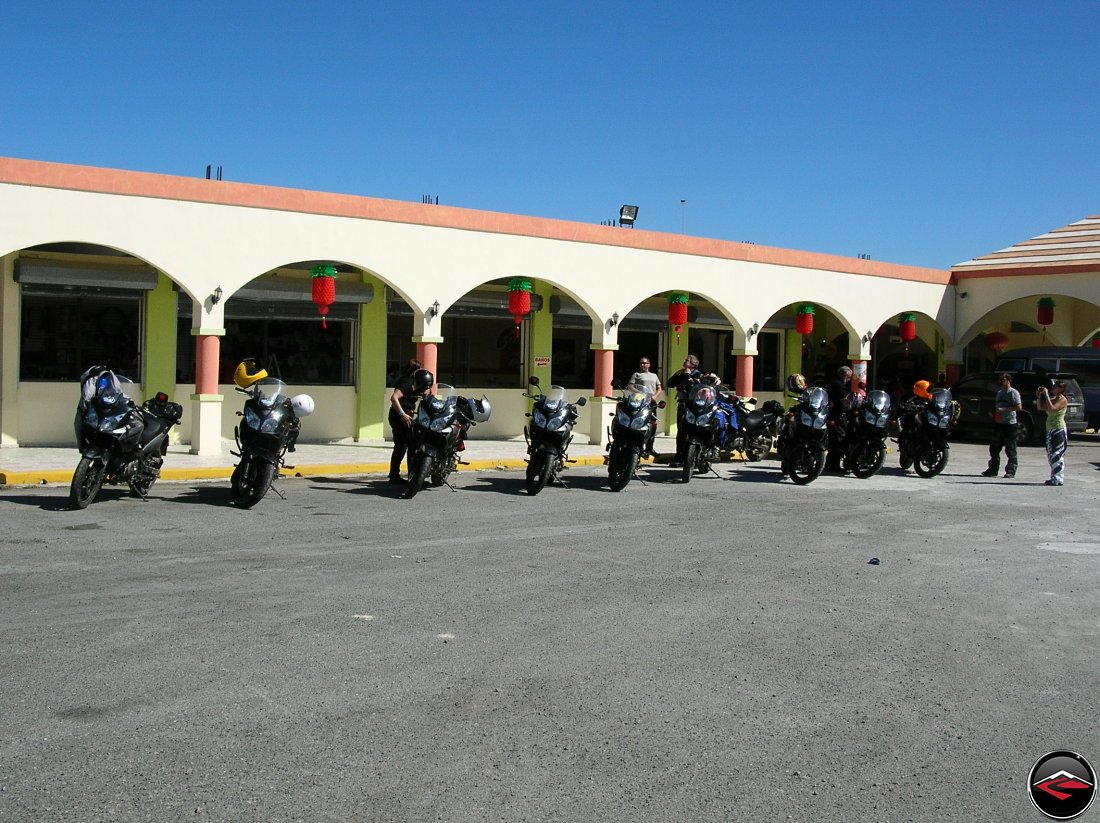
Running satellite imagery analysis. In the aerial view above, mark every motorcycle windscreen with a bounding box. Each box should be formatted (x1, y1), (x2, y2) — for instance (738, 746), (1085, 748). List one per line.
(253, 378), (289, 408)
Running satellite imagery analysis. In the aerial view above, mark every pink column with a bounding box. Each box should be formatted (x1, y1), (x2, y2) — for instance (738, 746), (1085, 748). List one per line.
(945, 363), (962, 386)
(416, 341), (438, 388)
(593, 349), (614, 397)
(735, 354), (754, 398)
(194, 334), (221, 394)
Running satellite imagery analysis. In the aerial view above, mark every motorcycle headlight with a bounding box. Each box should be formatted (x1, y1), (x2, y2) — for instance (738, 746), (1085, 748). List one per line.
(85, 406), (100, 426)
(536, 408), (567, 431)
(260, 415), (283, 434)
(98, 410), (130, 433)
(628, 413), (649, 430)
(429, 416), (452, 432)
(616, 409), (632, 428)
(244, 406), (263, 430)
(685, 409), (712, 426)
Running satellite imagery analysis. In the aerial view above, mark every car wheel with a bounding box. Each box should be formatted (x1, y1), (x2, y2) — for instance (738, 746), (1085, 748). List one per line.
(1015, 415), (1035, 447)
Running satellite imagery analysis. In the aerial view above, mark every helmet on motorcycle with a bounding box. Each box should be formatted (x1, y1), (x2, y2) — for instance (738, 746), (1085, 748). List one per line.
(466, 395), (492, 423)
(913, 380), (933, 400)
(702, 373), (721, 386)
(234, 358), (268, 389)
(411, 369), (434, 393)
(290, 394), (315, 417)
(786, 373), (807, 393)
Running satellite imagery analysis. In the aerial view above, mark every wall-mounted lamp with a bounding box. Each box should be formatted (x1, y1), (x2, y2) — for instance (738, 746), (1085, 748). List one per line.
(746, 322), (760, 338)
(607, 312), (619, 328)
(862, 330), (874, 344)
(426, 300), (441, 321)
(958, 291), (968, 299)
(210, 286), (223, 305)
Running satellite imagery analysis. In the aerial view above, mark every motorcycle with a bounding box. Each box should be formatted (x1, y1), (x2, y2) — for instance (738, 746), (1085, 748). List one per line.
(777, 386), (829, 485)
(523, 376), (587, 495)
(404, 385), (491, 499)
(70, 367), (183, 509)
(839, 389), (892, 479)
(679, 380), (723, 483)
(606, 381), (664, 492)
(231, 378), (314, 508)
(895, 387), (955, 478)
(721, 396), (785, 462)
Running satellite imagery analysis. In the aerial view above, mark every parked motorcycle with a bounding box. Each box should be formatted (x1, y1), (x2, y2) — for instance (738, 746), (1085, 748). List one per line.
(777, 385), (829, 485)
(839, 389), (892, 479)
(606, 381), (664, 492)
(231, 377), (314, 508)
(523, 377), (586, 495)
(70, 367), (183, 509)
(722, 396), (785, 462)
(895, 387), (954, 477)
(404, 385), (491, 499)
(679, 380), (723, 483)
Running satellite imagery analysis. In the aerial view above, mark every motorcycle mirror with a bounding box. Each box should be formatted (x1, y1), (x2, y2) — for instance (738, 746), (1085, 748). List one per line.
(611, 378), (622, 390)
(528, 376), (540, 386)
(576, 396), (587, 407)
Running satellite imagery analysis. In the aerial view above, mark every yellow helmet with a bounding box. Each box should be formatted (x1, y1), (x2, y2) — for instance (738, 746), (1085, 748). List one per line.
(234, 358), (268, 389)
(913, 380), (932, 400)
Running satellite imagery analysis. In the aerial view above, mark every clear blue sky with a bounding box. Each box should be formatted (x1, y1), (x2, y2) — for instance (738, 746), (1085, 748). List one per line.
(2, 1), (1097, 269)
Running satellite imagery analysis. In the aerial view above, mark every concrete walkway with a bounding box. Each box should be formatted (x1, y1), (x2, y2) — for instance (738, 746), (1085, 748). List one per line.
(0, 435), (681, 486)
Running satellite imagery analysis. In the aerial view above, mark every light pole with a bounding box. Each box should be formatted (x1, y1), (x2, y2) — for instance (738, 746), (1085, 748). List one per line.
(680, 199), (686, 234)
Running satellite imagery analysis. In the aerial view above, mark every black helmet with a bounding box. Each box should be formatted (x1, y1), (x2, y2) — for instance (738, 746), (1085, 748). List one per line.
(412, 369), (434, 393)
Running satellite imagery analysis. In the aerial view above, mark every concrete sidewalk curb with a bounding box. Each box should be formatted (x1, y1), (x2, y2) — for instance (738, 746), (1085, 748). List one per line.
(0, 454), (628, 487)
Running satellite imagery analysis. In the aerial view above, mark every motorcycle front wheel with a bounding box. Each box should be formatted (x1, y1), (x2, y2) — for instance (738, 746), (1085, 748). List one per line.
(913, 443), (948, 478)
(849, 441), (886, 479)
(525, 452), (552, 496)
(788, 444), (825, 485)
(231, 458), (275, 508)
(681, 443), (699, 483)
(70, 456), (106, 509)
(608, 449), (638, 492)
(405, 453), (434, 499)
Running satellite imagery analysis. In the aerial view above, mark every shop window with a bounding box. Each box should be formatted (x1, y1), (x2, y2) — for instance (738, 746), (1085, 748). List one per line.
(20, 290), (142, 381)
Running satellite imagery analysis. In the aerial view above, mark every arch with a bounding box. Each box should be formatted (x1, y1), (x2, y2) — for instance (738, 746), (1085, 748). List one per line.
(955, 291), (1100, 351)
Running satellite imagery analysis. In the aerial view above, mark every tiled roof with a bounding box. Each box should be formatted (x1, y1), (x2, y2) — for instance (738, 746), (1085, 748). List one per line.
(953, 215), (1100, 275)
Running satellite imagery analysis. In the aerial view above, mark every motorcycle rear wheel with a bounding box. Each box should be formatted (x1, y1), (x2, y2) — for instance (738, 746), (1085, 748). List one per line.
(525, 452), (552, 496)
(70, 456), (106, 509)
(608, 449), (638, 492)
(405, 453), (433, 498)
(913, 444), (948, 478)
(231, 458), (275, 508)
(850, 441), (886, 479)
(745, 435), (772, 462)
(681, 443), (699, 483)
(788, 445), (825, 485)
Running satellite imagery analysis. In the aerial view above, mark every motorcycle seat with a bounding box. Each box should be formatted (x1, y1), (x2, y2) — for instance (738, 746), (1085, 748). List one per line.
(140, 410), (173, 441)
(744, 409), (769, 428)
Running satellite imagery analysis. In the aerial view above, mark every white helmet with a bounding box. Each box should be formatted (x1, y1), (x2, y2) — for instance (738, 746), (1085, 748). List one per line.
(467, 395), (492, 422)
(290, 394), (315, 417)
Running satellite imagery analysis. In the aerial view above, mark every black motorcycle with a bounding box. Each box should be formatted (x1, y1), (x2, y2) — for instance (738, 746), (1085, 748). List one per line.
(606, 381), (663, 492)
(523, 377), (587, 495)
(723, 396), (785, 462)
(778, 386), (829, 485)
(896, 388), (954, 477)
(840, 390), (892, 479)
(404, 384), (491, 499)
(231, 378), (312, 508)
(70, 368), (183, 509)
(679, 380), (723, 483)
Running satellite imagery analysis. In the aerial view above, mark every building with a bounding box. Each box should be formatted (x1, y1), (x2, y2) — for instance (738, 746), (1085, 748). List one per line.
(1, 156), (1096, 451)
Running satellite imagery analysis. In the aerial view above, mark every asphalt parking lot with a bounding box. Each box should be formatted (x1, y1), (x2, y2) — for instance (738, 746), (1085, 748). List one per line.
(2, 438), (1099, 822)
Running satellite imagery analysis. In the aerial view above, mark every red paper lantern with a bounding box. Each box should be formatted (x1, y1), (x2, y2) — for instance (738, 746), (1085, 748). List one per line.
(984, 331), (1009, 353)
(311, 265), (338, 329)
(898, 313), (917, 342)
(1092, 334), (1100, 349)
(1037, 297), (1055, 328)
(508, 278), (533, 336)
(794, 304), (815, 336)
(667, 292), (689, 339)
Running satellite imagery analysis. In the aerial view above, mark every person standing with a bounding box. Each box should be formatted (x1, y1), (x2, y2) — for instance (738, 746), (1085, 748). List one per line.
(668, 355), (702, 463)
(1037, 379), (1069, 486)
(825, 365), (853, 471)
(981, 373), (1022, 478)
(387, 368), (433, 484)
(628, 357), (662, 458)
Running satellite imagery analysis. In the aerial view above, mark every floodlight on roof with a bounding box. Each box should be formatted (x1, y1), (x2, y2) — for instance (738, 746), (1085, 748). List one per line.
(619, 205), (638, 227)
